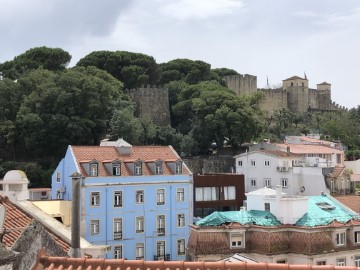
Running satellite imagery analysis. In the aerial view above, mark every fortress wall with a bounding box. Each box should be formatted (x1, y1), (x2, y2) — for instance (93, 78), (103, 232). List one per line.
(224, 74), (257, 96)
(128, 85), (171, 126)
(318, 90), (332, 110)
(308, 88), (318, 110)
(287, 86), (309, 113)
(259, 89), (288, 116)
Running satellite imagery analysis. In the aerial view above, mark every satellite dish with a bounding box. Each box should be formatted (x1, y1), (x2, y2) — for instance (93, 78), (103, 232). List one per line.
(300, 186), (305, 193)
(0, 205), (5, 228)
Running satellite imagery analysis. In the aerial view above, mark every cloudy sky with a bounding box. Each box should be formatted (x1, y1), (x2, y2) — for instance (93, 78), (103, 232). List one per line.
(1, 0), (359, 108)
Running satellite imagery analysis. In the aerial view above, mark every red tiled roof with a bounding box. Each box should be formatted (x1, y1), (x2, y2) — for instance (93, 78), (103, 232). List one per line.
(275, 143), (343, 154)
(351, 174), (360, 182)
(332, 195), (360, 214)
(33, 251), (360, 270)
(328, 166), (346, 178)
(263, 149), (300, 157)
(71, 145), (190, 177)
(0, 196), (70, 252)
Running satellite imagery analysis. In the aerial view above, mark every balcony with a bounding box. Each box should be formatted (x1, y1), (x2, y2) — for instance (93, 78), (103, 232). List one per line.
(113, 231), (122, 240)
(154, 254), (170, 261)
(157, 227), (165, 236)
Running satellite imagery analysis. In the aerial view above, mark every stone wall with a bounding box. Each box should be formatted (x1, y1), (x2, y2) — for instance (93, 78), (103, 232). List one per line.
(259, 88), (288, 117)
(223, 74), (257, 96)
(128, 85), (171, 126)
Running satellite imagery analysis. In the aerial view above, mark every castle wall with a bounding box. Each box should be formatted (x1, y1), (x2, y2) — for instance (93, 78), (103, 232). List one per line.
(287, 86), (309, 113)
(259, 88), (288, 117)
(128, 85), (171, 126)
(308, 88), (318, 110)
(223, 74), (257, 96)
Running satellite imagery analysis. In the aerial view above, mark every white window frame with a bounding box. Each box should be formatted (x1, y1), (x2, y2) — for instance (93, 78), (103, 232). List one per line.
(90, 162), (98, 176)
(336, 258), (346, 266)
(230, 233), (244, 248)
(114, 245), (123, 259)
(224, 186), (236, 200)
(175, 161), (182, 174)
(112, 163), (121, 176)
(265, 203), (270, 212)
(113, 190), (122, 207)
(355, 231), (360, 244)
(250, 160), (256, 167)
(90, 220), (100, 235)
(134, 161), (142, 175)
(281, 178), (288, 188)
(177, 188), (185, 202)
(250, 179), (256, 187)
(156, 241), (166, 257)
(155, 161), (163, 175)
(355, 256), (360, 267)
(177, 239), (186, 255)
(264, 160), (270, 167)
(136, 216), (144, 233)
(136, 243), (145, 259)
(157, 188), (165, 205)
(177, 213), (185, 227)
(136, 190), (144, 204)
(157, 215), (165, 235)
(330, 180), (335, 192)
(113, 218), (122, 240)
(238, 160), (243, 166)
(90, 192), (100, 207)
(56, 172), (61, 182)
(336, 231), (346, 246)
(264, 178), (271, 187)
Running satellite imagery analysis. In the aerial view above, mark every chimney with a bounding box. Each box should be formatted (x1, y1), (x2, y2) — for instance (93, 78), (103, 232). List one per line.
(287, 146), (290, 156)
(69, 172), (82, 258)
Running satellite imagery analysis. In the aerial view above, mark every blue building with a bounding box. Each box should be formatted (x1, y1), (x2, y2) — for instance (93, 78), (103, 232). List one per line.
(52, 139), (193, 260)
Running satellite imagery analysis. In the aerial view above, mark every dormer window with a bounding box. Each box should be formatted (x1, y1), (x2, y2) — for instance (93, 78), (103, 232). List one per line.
(175, 161), (182, 174)
(112, 162), (121, 176)
(155, 161), (163, 175)
(90, 162), (98, 177)
(134, 161), (142, 176)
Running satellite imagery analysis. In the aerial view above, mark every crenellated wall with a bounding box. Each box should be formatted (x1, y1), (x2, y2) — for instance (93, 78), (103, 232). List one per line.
(223, 74), (257, 96)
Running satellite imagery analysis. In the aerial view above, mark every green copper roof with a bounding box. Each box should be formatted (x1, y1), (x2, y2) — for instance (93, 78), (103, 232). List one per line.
(295, 195), (358, 227)
(195, 210), (281, 227)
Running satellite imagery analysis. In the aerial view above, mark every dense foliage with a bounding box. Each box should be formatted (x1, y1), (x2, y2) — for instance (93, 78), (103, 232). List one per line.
(1, 46), (360, 186)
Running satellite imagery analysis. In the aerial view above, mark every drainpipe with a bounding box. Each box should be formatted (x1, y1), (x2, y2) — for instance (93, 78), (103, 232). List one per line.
(69, 172), (82, 258)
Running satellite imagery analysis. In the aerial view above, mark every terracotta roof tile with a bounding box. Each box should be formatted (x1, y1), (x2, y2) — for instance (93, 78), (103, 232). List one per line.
(72, 145), (190, 177)
(0, 196), (70, 252)
(274, 143), (343, 154)
(333, 195), (360, 214)
(33, 252), (360, 270)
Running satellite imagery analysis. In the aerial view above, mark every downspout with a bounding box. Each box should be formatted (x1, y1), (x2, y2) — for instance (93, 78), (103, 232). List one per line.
(69, 172), (82, 258)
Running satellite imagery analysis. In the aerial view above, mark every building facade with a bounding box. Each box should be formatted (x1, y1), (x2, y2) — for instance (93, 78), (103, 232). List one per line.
(51, 139), (193, 260)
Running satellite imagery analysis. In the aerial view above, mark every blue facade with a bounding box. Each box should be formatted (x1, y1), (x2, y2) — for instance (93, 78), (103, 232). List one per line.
(52, 145), (193, 260)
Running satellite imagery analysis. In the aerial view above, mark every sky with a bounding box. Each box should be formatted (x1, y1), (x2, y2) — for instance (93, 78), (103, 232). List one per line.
(1, 0), (359, 108)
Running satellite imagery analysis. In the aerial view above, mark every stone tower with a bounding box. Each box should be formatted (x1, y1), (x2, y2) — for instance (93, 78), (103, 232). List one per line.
(317, 82), (332, 110)
(223, 74), (257, 96)
(282, 76), (309, 113)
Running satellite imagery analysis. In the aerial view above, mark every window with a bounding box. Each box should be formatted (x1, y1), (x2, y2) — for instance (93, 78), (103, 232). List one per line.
(156, 241), (166, 257)
(277, 260), (286, 264)
(112, 163), (121, 176)
(265, 203), (270, 212)
(264, 160), (270, 167)
(90, 220), (100, 235)
(177, 214), (185, 227)
(250, 160), (256, 167)
(157, 189), (165, 205)
(136, 216), (144, 233)
(355, 256), (360, 267)
(336, 258), (346, 266)
(175, 161), (182, 174)
(330, 180), (335, 192)
(264, 178), (271, 187)
(113, 218), (122, 240)
(56, 190), (61, 199)
(90, 192), (100, 206)
(195, 187), (219, 201)
(177, 239), (185, 255)
(136, 243), (144, 259)
(230, 234), (243, 248)
(316, 261), (326, 265)
(224, 186), (236, 200)
(177, 188), (185, 202)
(281, 178), (288, 188)
(336, 232), (346, 246)
(337, 154), (341, 164)
(136, 190), (144, 204)
(114, 245), (123, 259)
(238, 160), (243, 166)
(355, 231), (360, 243)
(56, 172), (61, 182)
(134, 161), (142, 175)
(157, 215), (165, 235)
(155, 161), (163, 175)
(90, 162), (98, 176)
(114, 191), (122, 207)
(250, 179), (256, 187)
